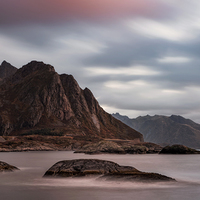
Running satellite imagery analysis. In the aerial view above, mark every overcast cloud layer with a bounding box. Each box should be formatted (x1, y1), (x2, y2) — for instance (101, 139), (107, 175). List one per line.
(1, 0), (200, 122)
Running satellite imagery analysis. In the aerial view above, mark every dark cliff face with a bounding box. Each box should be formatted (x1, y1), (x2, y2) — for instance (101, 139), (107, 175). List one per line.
(0, 61), (143, 142)
(112, 113), (200, 148)
(0, 61), (17, 82)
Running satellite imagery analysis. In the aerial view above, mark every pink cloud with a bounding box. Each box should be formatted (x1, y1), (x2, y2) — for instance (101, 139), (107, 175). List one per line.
(0, 0), (165, 25)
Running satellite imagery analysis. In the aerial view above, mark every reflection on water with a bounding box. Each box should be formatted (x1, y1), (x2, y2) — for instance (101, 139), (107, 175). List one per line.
(0, 151), (200, 200)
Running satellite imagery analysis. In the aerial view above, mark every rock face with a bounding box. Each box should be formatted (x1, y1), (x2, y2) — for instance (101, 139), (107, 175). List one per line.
(0, 61), (143, 142)
(0, 61), (17, 80)
(0, 161), (19, 172)
(44, 159), (175, 182)
(159, 145), (200, 154)
(113, 113), (200, 148)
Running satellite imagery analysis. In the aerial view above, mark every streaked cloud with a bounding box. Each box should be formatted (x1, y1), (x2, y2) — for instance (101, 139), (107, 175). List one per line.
(157, 56), (191, 63)
(86, 66), (160, 76)
(126, 18), (196, 42)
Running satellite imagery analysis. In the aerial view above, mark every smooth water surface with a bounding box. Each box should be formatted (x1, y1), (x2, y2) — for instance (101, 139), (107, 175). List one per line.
(0, 151), (200, 200)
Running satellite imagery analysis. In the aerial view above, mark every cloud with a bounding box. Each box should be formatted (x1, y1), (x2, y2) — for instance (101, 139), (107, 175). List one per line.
(157, 56), (191, 63)
(86, 66), (160, 76)
(0, 0), (165, 25)
(126, 18), (196, 42)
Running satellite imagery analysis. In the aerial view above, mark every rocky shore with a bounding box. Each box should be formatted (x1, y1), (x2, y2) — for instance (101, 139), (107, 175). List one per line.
(0, 136), (162, 153)
(159, 144), (200, 154)
(0, 135), (91, 152)
(44, 159), (175, 182)
(74, 140), (162, 154)
(0, 136), (199, 155)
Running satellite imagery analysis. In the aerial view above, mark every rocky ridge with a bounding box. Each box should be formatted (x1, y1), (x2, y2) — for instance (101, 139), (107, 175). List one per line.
(0, 61), (143, 143)
(113, 113), (200, 148)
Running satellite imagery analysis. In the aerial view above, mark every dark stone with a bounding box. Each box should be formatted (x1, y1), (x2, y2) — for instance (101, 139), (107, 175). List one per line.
(0, 161), (19, 172)
(44, 159), (175, 182)
(159, 144), (200, 154)
(0, 61), (17, 79)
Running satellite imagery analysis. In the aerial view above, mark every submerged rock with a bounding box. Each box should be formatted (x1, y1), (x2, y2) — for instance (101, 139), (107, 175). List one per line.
(159, 144), (200, 154)
(0, 161), (19, 172)
(44, 159), (175, 182)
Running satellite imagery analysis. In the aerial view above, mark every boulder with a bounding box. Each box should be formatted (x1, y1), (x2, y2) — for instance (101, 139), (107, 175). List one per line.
(44, 159), (175, 182)
(0, 161), (19, 172)
(159, 144), (200, 154)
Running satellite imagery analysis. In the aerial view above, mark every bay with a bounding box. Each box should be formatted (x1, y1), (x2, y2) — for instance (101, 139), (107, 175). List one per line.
(0, 151), (200, 200)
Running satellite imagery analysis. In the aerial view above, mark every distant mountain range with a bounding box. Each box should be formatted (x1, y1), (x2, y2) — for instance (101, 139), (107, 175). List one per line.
(0, 60), (143, 142)
(112, 113), (200, 148)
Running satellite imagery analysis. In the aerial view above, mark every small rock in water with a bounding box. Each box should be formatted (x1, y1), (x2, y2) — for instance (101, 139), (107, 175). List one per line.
(0, 161), (19, 172)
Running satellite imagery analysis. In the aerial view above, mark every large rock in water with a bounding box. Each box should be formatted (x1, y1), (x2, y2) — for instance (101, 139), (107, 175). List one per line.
(159, 144), (200, 154)
(0, 61), (143, 143)
(44, 159), (175, 182)
(0, 161), (19, 172)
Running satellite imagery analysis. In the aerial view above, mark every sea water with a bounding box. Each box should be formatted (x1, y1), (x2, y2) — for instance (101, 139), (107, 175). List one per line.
(0, 151), (200, 200)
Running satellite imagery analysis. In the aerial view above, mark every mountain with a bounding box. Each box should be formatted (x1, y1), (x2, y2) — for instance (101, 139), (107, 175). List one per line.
(112, 113), (200, 148)
(0, 61), (143, 142)
(0, 61), (17, 83)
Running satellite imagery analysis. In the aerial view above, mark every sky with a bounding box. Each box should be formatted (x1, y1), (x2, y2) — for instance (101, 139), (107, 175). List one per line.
(1, 0), (200, 122)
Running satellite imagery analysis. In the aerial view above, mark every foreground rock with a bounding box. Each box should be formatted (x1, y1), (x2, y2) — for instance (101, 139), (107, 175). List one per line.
(0, 161), (19, 172)
(159, 144), (200, 154)
(44, 159), (175, 182)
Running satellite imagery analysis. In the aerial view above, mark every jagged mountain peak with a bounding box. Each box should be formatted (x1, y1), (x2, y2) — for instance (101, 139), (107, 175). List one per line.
(20, 60), (55, 77)
(1, 60), (11, 66)
(23, 60), (55, 71)
(6, 61), (55, 85)
(60, 74), (81, 95)
(0, 61), (143, 142)
(0, 60), (17, 80)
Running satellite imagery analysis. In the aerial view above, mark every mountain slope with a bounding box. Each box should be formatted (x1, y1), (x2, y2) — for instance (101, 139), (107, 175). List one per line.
(0, 61), (143, 142)
(112, 113), (200, 148)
